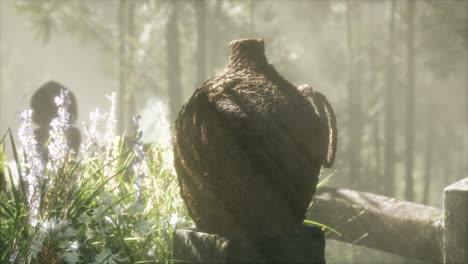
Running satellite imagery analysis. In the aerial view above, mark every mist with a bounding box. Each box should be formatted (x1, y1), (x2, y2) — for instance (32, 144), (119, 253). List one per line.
(0, 0), (467, 263)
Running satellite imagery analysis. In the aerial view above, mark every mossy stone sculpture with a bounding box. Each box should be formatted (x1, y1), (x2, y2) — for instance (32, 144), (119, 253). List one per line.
(174, 39), (337, 236)
(30, 80), (81, 155)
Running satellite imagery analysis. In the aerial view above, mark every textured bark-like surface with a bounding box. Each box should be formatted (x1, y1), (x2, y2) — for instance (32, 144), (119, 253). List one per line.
(308, 187), (444, 262)
(443, 177), (468, 264)
(173, 228), (229, 264)
(173, 39), (329, 235)
(173, 225), (326, 264)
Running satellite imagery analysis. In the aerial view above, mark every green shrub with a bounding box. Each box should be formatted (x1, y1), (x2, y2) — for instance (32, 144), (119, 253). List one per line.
(0, 91), (190, 263)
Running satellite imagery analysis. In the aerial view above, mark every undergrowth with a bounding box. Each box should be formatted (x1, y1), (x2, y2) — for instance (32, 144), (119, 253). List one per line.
(0, 91), (190, 263)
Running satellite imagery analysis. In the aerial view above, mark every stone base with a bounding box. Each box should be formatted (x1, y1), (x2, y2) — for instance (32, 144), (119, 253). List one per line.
(173, 224), (325, 264)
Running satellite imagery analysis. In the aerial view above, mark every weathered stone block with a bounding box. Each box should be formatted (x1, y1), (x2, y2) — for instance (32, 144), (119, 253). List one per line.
(173, 225), (325, 264)
(443, 177), (468, 264)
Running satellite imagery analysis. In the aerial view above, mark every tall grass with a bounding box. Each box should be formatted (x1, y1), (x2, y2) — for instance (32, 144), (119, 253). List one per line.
(0, 92), (190, 263)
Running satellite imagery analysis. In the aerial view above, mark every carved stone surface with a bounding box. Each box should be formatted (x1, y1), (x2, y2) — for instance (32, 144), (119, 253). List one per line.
(173, 39), (335, 235)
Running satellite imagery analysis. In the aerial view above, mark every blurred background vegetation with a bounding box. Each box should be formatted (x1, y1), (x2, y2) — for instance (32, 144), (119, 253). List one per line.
(0, 0), (467, 263)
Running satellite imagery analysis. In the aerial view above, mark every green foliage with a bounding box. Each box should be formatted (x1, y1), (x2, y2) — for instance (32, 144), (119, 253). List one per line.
(303, 219), (341, 237)
(419, 1), (466, 80)
(15, 0), (95, 43)
(0, 111), (190, 263)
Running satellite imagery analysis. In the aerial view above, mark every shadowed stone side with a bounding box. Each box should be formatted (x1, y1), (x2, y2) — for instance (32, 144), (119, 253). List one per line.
(173, 228), (229, 264)
(173, 225), (326, 264)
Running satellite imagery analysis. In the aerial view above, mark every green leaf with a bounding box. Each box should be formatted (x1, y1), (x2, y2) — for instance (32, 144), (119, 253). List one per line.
(303, 219), (342, 236)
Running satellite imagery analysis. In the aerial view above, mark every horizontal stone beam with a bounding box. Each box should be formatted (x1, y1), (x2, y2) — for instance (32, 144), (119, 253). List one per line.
(307, 187), (444, 263)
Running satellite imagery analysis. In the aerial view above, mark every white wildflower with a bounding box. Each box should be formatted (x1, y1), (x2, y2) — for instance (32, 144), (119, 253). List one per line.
(17, 109), (44, 225)
(103, 93), (118, 177)
(47, 89), (72, 173)
(70, 241), (79, 250)
(169, 213), (183, 228)
(147, 245), (157, 257)
(9, 252), (18, 263)
(9, 241), (18, 263)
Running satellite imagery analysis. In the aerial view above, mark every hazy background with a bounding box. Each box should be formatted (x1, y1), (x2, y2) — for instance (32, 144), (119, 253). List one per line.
(0, 0), (467, 262)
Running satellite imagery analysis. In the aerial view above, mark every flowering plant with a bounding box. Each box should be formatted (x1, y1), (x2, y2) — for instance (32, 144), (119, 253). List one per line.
(0, 91), (190, 263)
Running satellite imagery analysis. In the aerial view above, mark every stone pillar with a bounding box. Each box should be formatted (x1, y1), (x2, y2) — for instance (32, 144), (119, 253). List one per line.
(443, 177), (468, 264)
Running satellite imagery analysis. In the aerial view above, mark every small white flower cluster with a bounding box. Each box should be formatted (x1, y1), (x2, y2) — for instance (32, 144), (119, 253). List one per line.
(17, 109), (44, 225)
(9, 240), (18, 263)
(169, 212), (184, 229)
(12, 89), (190, 262)
(18, 89), (74, 225)
(47, 89), (72, 173)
